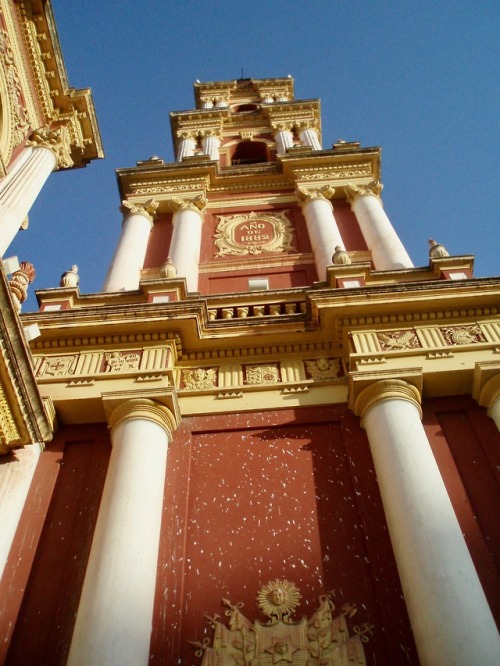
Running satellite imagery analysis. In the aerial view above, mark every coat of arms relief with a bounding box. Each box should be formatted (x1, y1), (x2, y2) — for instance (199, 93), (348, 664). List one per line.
(192, 579), (372, 665)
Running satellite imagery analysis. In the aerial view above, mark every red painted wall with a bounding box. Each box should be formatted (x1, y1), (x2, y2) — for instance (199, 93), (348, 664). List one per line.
(151, 406), (418, 665)
(3, 424), (111, 666)
(423, 396), (500, 627)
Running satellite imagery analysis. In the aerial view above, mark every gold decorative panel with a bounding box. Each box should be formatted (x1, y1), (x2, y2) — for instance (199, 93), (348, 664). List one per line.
(214, 210), (295, 257)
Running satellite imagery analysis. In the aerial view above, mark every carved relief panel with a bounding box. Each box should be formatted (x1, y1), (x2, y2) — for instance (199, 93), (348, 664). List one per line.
(214, 210), (295, 257)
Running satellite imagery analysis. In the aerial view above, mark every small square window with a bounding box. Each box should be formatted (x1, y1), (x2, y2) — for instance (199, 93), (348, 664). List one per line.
(248, 278), (269, 291)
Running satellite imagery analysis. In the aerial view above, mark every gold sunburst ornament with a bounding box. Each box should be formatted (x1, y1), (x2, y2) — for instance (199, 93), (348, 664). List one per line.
(257, 579), (301, 621)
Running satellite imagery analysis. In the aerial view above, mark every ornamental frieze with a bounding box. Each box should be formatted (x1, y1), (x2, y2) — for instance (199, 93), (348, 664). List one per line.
(377, 330), (421, 351)
(182, 368), (217, 389)
(214, 210), (295, 257)
(245, 364), (280, 385)
(441, 325), (486, 346)
(305, 358), (342, 380)
(191, 579), (372, 666)
(103, 351), (141, 373)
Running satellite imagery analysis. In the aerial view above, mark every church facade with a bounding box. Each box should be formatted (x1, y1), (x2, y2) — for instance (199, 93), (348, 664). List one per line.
(0, 8), (499, 666)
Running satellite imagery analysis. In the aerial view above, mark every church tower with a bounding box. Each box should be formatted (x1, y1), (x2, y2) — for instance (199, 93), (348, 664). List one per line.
(2, 77), (499, 666)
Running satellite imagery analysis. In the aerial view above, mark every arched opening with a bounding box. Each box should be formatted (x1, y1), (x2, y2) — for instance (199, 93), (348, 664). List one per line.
(233, 103), (259, 113)
(231, 141), (268, 166)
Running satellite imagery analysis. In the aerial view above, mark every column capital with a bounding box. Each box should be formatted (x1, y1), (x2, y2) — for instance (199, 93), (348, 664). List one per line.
(105, 398), (178, 439)
(473, 362), (500, 409)
(349, 368), (423, 419)
(202, 128), (222, 139)
(166, 194), (207, 216)
(345, 180), (383, 206)
(271, 121), (294, 133)
(120, 198), (158, 224)
(354, 379), (422, 422)
(176, 130), (197, 140)
(296, 184), (335, 207)
(27, 127), (74, 169)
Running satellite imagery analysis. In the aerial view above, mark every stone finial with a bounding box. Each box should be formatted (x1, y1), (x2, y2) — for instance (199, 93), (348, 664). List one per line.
(160, 257), (177, 279)
(332, 246), (351, 265)
(428, 239), (449, 259)
(60, 265), (79, 288)
(9, 261), (35, 312)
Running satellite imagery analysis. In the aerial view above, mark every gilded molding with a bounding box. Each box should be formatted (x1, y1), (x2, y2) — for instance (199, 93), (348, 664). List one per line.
(345, 180), (383, 206)
(0, 384), (21, 452)
(354, 379), (422, 421)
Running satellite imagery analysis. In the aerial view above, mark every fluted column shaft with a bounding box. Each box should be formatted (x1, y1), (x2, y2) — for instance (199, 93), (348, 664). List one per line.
(299, 126), (321, 150)
(299, 189), (345, 281)
(0, 146), (56, 255)
(346, 183), (413, 270)
(68, 399), (174, 666)
(274, 128), (294, 154)
(103, 200), (157, 292)
(176, 136), (196, 162)
(357, 380), (500, 666)
(201, 134), (221, 161)
(168, 202), (204, 292)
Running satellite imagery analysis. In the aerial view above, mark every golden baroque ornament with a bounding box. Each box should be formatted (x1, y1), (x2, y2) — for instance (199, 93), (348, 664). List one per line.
(214, 210), (295, 257)
(191, 581), (373, 666)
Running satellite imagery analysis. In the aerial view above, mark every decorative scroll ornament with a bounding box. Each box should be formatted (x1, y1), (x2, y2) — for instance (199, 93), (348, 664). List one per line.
(27, 127), (74, 169)
(344, 181), (383, 206)
(296, 185), (335, 205)
(214, 211), (295, 257)
(166, 195), (207, 214)
(183, 368), (217, 389)
(305, 358), (341, 381)
(191, 581), (373, 666)
(377, 330), (421, 351)
(0, 27), (30, 161)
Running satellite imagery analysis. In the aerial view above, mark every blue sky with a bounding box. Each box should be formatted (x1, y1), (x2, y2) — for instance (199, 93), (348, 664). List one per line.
(10, 1), (499, 311)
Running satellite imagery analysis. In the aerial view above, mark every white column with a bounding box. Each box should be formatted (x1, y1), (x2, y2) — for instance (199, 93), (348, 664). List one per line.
(201, 133), (221, 161)
(298, 188), (345, 281)
(102, 199), (158, 292)
(0, 145), (56, 255)
(0, 444), (42, 582)
(299, 125), (321, 150)
(346, 182), (413, 270)
(168, 198), (205, 292)
(489, 394), (500, 430)
(176, 135), (196, 162)
(68, 399), (175, 666)
(476, 373), (500, 431)
(273, 126), (294, 154)
(355, 380), (500, 666)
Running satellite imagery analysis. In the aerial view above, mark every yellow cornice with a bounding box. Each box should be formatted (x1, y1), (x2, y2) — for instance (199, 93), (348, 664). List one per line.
(2, 0), (103, 167)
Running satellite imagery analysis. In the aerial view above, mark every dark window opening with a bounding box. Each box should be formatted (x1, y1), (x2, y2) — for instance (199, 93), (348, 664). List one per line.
(233, 103), (259, 113)
(231, 141), (268, 165)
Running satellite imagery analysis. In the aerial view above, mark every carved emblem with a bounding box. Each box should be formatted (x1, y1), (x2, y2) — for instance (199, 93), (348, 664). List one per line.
(40, 355), (78, 377)
(191, 580), (373, 665)
(441, 325), (485, 346)
(182, 368), (217, 389)
(104, 352), (141, 373)
(305, 358), (341, 381)
(214, 211), (295, 257)
(246, 365), (280, 385)
(377, 330), (421, 351)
